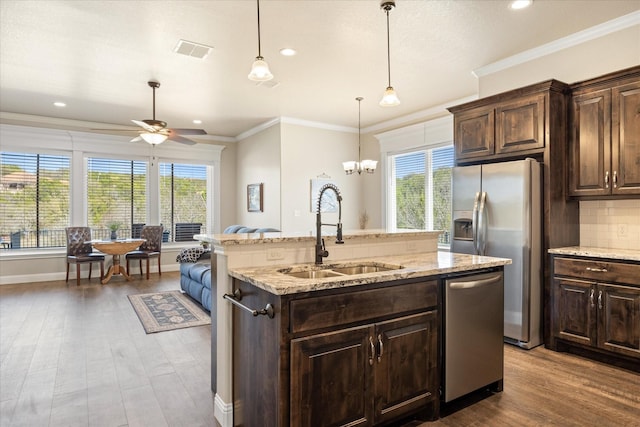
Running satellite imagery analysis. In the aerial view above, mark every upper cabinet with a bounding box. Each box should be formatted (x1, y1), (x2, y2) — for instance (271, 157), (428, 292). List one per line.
(569, 66), (640, 198)
(448, 81), (566, 164)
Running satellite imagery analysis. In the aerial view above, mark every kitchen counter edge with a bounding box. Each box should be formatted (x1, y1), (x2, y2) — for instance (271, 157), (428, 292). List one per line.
(229, 251), (511, 295)
(548, 246), (640, 262)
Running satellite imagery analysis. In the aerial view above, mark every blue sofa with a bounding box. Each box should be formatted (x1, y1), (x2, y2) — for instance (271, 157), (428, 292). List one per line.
(178, 225), (279, 312)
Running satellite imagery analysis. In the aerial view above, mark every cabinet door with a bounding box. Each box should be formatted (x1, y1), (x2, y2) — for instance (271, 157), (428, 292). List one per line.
(290, 325), (373, 427)
(453, 105), (495, 161)
(569, 88), (612, 197)
(611, 81), (640, 196)
(553, 278), (596, 346)
(597, 283), (640, 359)
(373, 312), (437, 425)
(495, 93), (545, 155)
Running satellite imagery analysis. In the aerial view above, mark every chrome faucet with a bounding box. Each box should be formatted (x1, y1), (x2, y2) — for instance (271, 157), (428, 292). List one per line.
(315, 183), (344, 264)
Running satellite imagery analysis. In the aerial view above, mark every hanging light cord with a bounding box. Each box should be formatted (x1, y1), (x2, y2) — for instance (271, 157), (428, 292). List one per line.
(256, 0), (263, 58)
(385, 6), (392, 88)
(357, 97), (362, 164)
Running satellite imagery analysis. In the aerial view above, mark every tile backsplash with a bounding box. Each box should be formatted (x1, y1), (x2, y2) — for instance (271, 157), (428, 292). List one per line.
(580, 200), (640, 250)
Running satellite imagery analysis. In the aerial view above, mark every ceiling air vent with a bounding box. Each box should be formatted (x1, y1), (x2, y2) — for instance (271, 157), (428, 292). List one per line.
(174, 39), (213, 59)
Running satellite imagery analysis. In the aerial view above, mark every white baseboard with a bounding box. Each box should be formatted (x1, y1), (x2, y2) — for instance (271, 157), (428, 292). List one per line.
(214, 393), (233, 427)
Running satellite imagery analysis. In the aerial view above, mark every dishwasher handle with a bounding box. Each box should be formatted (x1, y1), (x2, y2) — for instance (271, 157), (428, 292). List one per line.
(448, 273), (502, 290)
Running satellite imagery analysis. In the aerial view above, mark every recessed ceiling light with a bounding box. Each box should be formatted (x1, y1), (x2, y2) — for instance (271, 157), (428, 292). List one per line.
(279, 48), (297, 56)
(510, 0), (532, 10)
(193, 119), (202, 124)
(53, 101), (66, 107)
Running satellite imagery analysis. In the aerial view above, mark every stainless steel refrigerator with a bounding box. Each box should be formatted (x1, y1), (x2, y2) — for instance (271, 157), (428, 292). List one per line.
(451, 158), (542, 349)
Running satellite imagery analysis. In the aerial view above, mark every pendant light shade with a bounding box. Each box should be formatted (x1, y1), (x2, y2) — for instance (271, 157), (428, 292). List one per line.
(380, 1), (400, 107)
(248, 0), (273, 82)
(343, 97), (377, 175)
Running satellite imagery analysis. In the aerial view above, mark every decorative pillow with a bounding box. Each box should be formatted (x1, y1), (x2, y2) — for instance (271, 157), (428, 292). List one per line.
(176, 247), (208, 263)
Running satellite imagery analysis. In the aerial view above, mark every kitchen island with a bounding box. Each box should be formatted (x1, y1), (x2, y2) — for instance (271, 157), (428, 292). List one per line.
(197, 230), (510, 427)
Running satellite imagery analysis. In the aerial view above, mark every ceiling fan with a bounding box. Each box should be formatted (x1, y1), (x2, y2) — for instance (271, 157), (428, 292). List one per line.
(97, 81), (206, 145)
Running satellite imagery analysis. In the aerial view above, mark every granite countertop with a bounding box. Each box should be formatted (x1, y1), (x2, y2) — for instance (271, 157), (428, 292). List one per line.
(548, 246), (640, 262)
(229, 251), (511, 295)
(195, 229), (442, 246)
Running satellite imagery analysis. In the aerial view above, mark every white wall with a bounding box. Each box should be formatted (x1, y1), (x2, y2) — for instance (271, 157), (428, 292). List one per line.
(235, 124), (282, 230)
(280, 122), (362, 233)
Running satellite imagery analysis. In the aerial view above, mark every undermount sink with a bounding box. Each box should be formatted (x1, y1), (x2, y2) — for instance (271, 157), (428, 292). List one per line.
(330, 265), (396, 275)
(280, 262), (403, 279)
(284, 270), (343, 279)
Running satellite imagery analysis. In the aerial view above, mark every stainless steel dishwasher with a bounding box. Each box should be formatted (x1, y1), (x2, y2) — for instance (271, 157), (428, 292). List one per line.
(442, 270), (504, 403)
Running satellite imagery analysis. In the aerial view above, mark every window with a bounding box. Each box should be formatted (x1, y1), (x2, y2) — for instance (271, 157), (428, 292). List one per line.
(159, 162), (207, 242)
(86, 157), (147, 240)
(389, 145), (453, 245)
(0, 152), (70, 248)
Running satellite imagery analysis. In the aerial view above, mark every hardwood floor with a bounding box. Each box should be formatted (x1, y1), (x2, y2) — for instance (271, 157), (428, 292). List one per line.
(1, 273), (639, 427)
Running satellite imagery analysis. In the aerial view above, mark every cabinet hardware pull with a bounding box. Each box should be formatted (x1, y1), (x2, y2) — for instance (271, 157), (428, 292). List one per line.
(586, 267), (608, 273)
(605, 171), (609, 189)
(223, 289), (275, 318)
(377, 334), (384, 363)
(369, 337), (375, 366)
(613, 171), (618, 189)
(590, 288), (595, 308)
(598, 290), (603, 310)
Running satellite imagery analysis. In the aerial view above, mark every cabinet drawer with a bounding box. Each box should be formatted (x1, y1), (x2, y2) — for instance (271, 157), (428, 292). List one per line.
(290, 280), (437, 334)
(554, 257), (640, 285)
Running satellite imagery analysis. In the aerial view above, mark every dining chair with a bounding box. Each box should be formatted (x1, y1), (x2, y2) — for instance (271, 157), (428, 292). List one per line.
(65, 226), (105, 286)
(126, 225), (162, 279)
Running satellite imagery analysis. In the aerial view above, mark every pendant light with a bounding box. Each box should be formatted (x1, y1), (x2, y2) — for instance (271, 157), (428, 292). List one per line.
(248, 0), (273, 81)
(343, 97), (378, 175)
(379, 1), (400, 107)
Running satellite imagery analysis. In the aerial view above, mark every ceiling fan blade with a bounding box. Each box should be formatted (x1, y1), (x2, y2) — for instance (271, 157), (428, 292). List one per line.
(132, 119), (158, 132)
(167, 134), (197, 145)
(130, 136), (143, 142)
(91, 128), (138, 132)
(169, 128), (207, 136)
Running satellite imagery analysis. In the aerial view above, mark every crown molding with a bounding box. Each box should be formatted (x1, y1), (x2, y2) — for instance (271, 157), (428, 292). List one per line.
(473, 10), (640, 78)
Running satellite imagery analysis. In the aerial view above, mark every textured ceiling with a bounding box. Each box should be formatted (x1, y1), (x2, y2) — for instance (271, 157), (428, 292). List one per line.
(1, 0), (639, 140)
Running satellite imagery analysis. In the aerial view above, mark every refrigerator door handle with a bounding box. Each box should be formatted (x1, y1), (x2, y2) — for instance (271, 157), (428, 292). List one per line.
(472, 192), (481, 254)
(477, 191), (487, 256)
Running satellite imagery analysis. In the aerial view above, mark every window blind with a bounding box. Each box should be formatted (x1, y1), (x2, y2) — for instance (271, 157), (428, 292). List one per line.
(0, 151), (70, 248)
(159, 162), (207, 242)
(86, 157), (147, 239)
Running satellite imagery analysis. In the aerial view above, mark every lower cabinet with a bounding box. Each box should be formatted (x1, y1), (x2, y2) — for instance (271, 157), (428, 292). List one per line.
(232, 277), (439, 427)
(290, 311), (438, 427)
(552, 256), (640, 363)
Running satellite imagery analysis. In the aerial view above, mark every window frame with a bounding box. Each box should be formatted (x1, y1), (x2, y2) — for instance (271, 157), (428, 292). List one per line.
(0, 124), (224, 255)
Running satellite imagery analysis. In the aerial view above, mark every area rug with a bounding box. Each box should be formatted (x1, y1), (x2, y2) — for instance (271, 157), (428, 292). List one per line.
(128, 290), (210, 334)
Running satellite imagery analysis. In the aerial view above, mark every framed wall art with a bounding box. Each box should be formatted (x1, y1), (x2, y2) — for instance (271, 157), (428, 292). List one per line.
(310, 177), (338, 213)
(247, 183), (263, 212)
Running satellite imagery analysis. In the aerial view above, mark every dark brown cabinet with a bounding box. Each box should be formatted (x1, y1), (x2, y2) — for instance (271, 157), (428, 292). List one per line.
(290, 312), (437, 427)
(450, 89), (549, 163)
(569, 67), (640, 198)
(552, 256), (640, 363)
(232, 278), (439, 427)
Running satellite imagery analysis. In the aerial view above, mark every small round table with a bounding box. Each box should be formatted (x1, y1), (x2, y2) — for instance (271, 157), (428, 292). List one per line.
(91, 239), (145, 284)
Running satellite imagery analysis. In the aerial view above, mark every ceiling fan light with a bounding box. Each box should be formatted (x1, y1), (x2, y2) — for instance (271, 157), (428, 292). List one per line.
(361, 159), (378, 173)
(248, 57), (274, 81)
(380, 86), (401, 107)
(140, 132), (168, 145)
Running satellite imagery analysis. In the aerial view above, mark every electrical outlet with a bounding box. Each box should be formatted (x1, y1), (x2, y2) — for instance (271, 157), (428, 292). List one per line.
(267, 248), (285, 260)
(617, 224), (628, 237)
